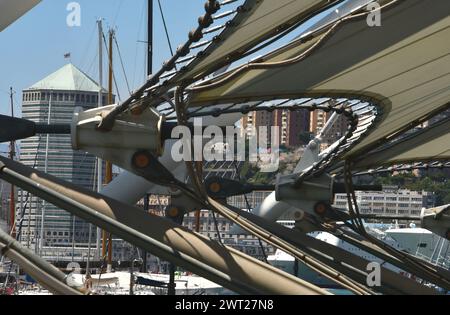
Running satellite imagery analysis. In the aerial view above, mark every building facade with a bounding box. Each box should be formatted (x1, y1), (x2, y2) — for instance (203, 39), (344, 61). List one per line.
(17, 64), (112, 257)
(334, 187), (435, 219)
(310, 108), (348, 149)
(273, 109), (310, 147)
(0, 179), (11, 232)
(240, 109), (310, 148)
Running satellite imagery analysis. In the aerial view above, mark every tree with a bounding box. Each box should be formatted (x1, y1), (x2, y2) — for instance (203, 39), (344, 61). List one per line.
(298, 131), (313, 145)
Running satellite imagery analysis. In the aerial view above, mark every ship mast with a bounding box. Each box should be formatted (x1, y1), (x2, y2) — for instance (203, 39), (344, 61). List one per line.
(8, 87), (15, 238)
(105, 28), (115, 271)
(147, 0), (153, 77)
(140, 0), (154, 275)
(96, 19), (104, 264)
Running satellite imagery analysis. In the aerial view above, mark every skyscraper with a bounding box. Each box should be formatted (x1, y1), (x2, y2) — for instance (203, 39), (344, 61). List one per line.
(18, 64), (112, 259)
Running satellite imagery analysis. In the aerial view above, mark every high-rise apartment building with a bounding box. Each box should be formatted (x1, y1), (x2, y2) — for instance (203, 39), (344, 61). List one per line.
(240, 109), (310, 148)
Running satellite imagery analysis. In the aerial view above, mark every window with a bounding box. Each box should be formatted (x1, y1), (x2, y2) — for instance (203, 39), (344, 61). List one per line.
(76, 94), (80, 102)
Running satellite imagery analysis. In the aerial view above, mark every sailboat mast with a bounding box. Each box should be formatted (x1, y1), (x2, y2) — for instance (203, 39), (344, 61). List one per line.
(147, 0), (153, 76)
(106, 28), (115, 270)
(97, 19), (104, 261)
(141, 0), (154, 274)
(8, 87), (16, 238)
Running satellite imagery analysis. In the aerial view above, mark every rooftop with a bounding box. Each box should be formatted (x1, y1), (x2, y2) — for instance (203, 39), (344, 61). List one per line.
(26, 63), (107, 93)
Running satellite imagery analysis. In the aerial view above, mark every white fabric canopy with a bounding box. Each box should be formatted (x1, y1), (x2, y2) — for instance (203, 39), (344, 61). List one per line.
(354, 118), (450, 168)
(189, 0), (450, 158)
(178, 0), (337, 81)
(0, 0), (40, 32)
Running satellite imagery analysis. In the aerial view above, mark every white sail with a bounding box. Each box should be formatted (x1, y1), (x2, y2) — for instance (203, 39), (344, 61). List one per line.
(0, 0), (41, 32)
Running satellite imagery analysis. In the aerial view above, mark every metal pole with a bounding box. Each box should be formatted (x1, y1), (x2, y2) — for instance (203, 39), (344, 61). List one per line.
(135, 0), (153, 275)
(86, 161), (96, 276)
(129, 257), (134, 295)
(97, 19), (104, 262)
(0, 228), (82, 295)
(147, 0), (153, 77)
(71, 215), (75, 262)
(105, 28), (115, 271)
(0, 157), (328, 295)
(168, 263), (176, 295)
(166, 210), (182, 296)
(9, 87), (15, 238)
(141, 194), (149, 273)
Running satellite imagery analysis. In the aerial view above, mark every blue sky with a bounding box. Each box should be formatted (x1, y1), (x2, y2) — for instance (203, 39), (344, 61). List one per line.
(0, 0), (205, 117)
(0, 0), (350, 121)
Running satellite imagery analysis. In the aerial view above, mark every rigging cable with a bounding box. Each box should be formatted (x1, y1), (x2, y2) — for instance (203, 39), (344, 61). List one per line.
(172, 88), (372, 295)
(3, 135), (42, 291)
(157, 0), (176, 59)
(234, 163), (268, 263)
(113, 35), (132, 96)
(342, 161), (450, 290)
(131, 0), (148, 89)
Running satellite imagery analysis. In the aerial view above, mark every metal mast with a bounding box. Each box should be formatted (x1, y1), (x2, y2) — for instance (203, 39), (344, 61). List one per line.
(105, 28), (115, 271)
(141, 0), (153, 274)
(96, 19), (104, 261)
(8, 87), (15, 238)
(147, 0), (153, 77)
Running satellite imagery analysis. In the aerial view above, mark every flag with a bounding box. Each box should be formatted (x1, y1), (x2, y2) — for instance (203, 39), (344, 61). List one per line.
(64, 53), (71, 59)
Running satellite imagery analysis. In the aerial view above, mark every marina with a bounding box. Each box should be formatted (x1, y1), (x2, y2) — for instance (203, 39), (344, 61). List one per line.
(0, 0), (449, 297)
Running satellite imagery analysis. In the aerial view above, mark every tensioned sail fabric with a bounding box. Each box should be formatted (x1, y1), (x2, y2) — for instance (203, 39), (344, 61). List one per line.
(177, 0), (339, 81)
(188, 0), (450, 158)
(353, 118), (450, 169)
(0, 0), (41, 32)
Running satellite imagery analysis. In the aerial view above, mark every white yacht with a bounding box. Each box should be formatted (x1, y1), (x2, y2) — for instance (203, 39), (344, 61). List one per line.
(268, 225), (449, 289)
(67, 271), (233, 296)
